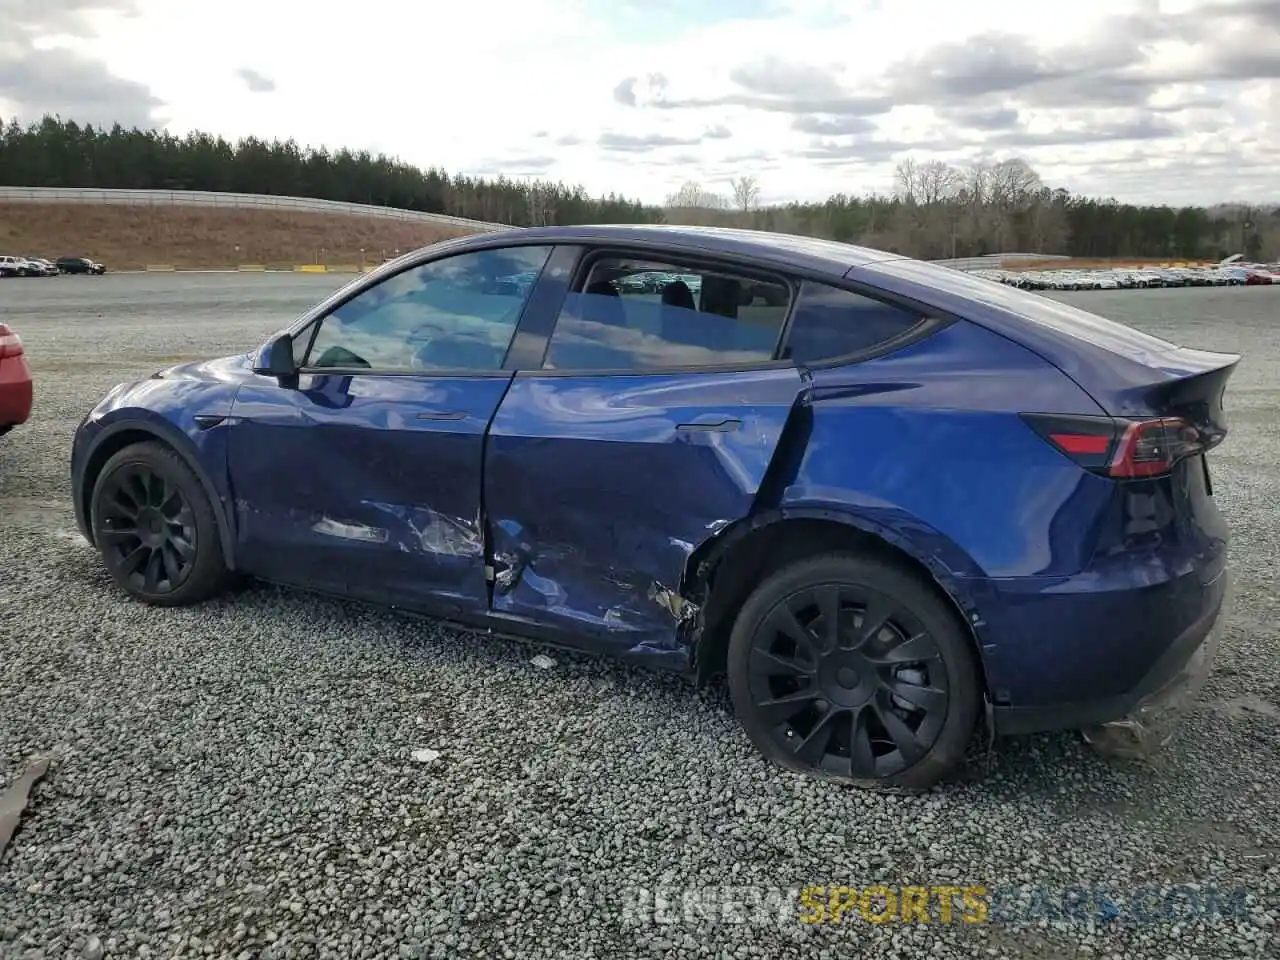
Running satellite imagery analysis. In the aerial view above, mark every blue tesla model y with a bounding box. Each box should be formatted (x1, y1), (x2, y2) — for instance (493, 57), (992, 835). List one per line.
(70, 226), (1236, 789)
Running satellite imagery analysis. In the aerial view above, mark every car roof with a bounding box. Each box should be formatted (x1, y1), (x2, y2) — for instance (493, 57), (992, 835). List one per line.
(492, 224), (906, 277)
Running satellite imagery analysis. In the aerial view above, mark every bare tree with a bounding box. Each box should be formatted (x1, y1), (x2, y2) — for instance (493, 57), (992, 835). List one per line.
(958, 163), (989, 206)
(893, 158), (919, 204)
(988, 158), (1041, 208)
(917, 160), (960, 205)
(730, 175), (761, 212)
(665, 179), (727, 209)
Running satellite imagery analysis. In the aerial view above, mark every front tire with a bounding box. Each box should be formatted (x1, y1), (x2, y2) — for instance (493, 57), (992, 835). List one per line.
(727, 552), (981, 791)
(89, 441), (231, 606)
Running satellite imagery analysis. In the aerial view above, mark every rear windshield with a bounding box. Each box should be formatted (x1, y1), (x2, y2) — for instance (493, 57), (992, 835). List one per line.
(866, 258), (1190, 364)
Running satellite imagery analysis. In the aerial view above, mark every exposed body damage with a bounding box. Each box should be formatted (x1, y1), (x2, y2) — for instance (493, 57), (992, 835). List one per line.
(479, 367), (803, 665)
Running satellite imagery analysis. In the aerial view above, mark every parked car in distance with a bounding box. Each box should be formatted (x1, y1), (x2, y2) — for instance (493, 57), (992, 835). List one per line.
(69, 225), (1237, 790)
(23, 257), (58, 277)
(0, 323), (33, 437)
(0, 255), (34, 277)
(56, 256), (106, 275)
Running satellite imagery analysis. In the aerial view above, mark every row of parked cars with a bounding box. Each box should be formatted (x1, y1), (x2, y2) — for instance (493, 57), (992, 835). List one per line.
(975, 263), (1280, 291)
(0, 255), (106, 278)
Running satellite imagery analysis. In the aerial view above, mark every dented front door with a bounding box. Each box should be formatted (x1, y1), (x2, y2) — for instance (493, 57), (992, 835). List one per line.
(228, 372), (512, 614)
(483, 366), (805, 663)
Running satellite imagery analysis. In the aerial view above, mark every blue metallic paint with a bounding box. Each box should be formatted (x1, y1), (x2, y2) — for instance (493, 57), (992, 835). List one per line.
(851, 258), (1241, 416)
(70, 224), (1236, 739)
(70, 354), (254, 561)
(484, 366), (803, 658)
(227, 372), (514, 613)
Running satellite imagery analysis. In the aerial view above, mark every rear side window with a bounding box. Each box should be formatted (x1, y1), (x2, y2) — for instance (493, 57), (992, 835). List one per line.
(783, 281), (924, 363)
(542, 255), (792, 370)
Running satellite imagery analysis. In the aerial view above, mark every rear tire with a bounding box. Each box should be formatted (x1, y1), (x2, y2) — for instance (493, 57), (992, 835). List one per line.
(727, 552), (981, 791)
(89, 441), (232, 606)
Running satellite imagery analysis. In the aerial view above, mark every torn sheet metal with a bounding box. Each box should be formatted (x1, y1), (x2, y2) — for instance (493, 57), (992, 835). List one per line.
(0, 757), (51, 861)
(648, 582), (699, 623)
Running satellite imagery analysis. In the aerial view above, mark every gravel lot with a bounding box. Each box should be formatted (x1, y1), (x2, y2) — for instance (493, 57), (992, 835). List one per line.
(1, 273), (1277, 960)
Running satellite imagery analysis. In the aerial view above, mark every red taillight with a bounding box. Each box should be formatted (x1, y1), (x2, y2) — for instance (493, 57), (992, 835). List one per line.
(0, 323), (22, 359)
(1048, 433), (1111, 455)
(1021, 412), (1205, 480)
(1107, 417), (1203, 479)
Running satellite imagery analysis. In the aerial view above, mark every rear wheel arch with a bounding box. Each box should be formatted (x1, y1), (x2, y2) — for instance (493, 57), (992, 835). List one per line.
(80, 421), (236, 569)
(686, 510), (989, 691)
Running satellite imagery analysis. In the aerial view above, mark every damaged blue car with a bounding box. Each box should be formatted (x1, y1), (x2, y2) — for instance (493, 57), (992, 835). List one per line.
(70, 225), (1235, 789)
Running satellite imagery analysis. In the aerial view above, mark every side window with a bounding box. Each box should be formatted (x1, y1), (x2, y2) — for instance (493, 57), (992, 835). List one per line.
(542, 256), (791, 371)
(302, 245), (553, 372)
(782, 281), (925, 363)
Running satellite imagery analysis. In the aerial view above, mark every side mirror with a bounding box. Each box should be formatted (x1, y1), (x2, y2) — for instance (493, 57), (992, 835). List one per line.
(253, 333), (299, 385)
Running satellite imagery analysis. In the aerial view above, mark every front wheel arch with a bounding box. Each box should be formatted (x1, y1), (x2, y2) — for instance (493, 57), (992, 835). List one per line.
(79, 421), (237, 570)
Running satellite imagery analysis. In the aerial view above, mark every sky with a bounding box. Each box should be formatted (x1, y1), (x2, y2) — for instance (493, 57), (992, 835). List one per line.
(0, 0), (1277, 207)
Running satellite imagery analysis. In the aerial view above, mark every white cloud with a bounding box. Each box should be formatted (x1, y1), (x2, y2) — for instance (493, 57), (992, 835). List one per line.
(2, 0), (1277, 206)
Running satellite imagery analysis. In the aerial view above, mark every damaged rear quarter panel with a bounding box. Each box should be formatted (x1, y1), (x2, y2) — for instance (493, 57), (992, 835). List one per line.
(482, 367), (805, 668)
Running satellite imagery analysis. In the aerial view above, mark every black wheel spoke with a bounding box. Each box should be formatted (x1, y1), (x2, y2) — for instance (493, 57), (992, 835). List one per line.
(848, 705), (877, 777)
(853, 595), (895, 648)
(791, 707), (838, 763)
(884, 675), (947, 713)
(868, 632), (940, 666)
(750, 647), (813, 678)
(169, 533), (196, 560)
(110, 488), (140, 518)
(120, 544), (148, 574)
(126, 474), (148, 509)
(99, 527), (139, 545)
(764, 605), (818, 657)
(755, 687), (820, 726)
(815, 584), (841, 653)
(159, 488), (183, 518)
(874, 696), (926, 764)
(159, 542), (181, 583)
(149, 474), (168, 508)
(143, 549), (163, 591)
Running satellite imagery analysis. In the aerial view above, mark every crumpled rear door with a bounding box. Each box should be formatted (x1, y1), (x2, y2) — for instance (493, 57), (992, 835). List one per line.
(483, 365), (805, 666)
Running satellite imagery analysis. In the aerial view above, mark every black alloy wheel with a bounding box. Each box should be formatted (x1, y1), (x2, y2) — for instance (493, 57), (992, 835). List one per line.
(97, 463), (197, 594)
(90, 441), (232, 605)
(728, 553), (981, 790)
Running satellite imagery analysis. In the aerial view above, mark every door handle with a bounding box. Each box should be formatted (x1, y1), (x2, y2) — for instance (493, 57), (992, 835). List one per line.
(416, 410), (467, 421)
(676, 417), (742, 433)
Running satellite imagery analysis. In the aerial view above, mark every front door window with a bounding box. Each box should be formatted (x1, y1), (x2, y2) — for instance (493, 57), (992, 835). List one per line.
(301, 245), (554, 372)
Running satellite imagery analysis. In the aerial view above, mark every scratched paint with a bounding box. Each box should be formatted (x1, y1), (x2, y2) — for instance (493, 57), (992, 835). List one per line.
(364, 502), (484, 557)
(312, 517), (388, 544)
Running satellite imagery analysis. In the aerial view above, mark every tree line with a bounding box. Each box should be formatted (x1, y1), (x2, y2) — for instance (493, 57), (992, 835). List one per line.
(1, 115), (1275, 261)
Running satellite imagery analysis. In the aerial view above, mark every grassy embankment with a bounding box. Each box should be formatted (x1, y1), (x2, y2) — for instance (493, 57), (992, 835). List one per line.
(0, 202), (482, 271)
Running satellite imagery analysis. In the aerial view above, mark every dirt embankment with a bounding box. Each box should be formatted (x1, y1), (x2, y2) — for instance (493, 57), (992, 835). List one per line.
(0, 202), (482, 270)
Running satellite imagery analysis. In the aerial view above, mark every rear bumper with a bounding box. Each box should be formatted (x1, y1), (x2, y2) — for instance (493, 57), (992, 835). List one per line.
(992, 568), (1228, 737)
(0, 356), (34, 426)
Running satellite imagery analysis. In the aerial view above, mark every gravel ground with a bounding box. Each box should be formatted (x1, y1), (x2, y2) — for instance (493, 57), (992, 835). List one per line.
(1, 274), (1277, 960)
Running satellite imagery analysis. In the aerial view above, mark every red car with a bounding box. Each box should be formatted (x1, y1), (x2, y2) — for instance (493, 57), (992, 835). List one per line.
(0, 323), (33, 436)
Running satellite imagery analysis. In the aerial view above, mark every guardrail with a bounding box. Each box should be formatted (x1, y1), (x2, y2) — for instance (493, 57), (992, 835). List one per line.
(932, 253), (1071, 271)
(0, 186), (514, 232)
